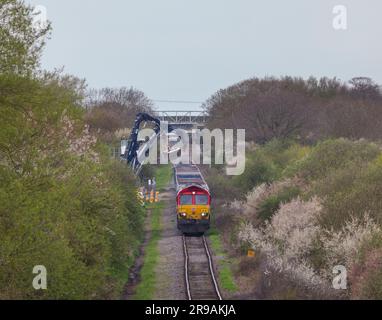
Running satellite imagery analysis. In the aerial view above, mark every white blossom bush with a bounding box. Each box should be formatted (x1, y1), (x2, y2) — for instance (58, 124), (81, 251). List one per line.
(237, 192), (382, 295)
(243, 183), (268, 215)
(230, 178), (299, 217)
(321, 214), (380, 269)
(62, 115), (99, 162)
(228, 199), (245, 211)
(238, 197), (328, 291)
(270, 197), (322, 258)
(238, 222), (263, 249)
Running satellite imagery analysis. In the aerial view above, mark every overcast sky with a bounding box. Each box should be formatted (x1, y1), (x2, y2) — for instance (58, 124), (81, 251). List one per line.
(28, 0), (382, 110)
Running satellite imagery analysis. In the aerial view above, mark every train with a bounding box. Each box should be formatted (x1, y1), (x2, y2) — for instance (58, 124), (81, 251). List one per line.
(174, 164), (211, 234)
(121, 114), (211, 234)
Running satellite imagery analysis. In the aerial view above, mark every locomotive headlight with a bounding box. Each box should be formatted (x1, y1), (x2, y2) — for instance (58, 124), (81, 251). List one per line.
(180, 212), (187, 217)
(201, 212), (208, 217)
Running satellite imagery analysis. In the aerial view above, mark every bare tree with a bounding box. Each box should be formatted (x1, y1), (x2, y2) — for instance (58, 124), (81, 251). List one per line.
(349, 77), (381, 100)
(85, 87), (154, 142)
(205, 77), (314, 143)
(204, 76), (382, 143)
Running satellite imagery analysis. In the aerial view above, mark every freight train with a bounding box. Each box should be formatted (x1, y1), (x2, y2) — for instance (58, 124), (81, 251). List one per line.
(121, 113), (211, 234)
(174, 164), (211, 234)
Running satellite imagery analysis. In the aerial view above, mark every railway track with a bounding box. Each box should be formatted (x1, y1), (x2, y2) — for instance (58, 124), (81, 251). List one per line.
(183, 235), (223, 300)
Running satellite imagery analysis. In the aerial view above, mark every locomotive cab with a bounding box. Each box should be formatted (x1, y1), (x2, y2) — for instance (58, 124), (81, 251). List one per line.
(177, 185), (211, 234)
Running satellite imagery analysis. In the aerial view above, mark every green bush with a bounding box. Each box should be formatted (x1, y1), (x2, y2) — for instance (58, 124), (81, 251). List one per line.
(258, 186), (301, 221)
(207, 169), (241, 201)
(232, 140), (310, 194)
(232, 152), (280, 194)
(362, 267), (382, 299)
(260, 140), (309, 169)
(344, 154), (382, 224)
(350, 233), (382, 299)
(311, 161), (367, 229)
(310, 151), (382, 229)
(0, 75), (144, 299)
(294, 139), (380, 181)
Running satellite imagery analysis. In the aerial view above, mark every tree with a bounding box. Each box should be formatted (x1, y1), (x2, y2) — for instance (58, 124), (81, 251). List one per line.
(240, 87), (311, 143)
(204, 76), (382, 143)
(205, 77), (314, 143)
(0, 74), (145, 299)
(0, 0), (51, 75)
(349, 77), (381, 100)
(85, 87), (154, 142)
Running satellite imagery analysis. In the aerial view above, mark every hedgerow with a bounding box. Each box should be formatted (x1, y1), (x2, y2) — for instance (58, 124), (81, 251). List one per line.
(0, 75), (144, 299)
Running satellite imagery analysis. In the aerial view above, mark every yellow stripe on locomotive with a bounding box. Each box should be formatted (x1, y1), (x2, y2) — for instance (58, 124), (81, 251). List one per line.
(177, 204), (210, 220)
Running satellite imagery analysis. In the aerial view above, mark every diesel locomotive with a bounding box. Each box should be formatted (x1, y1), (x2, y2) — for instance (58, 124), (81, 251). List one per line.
(174, 164), (211, 234)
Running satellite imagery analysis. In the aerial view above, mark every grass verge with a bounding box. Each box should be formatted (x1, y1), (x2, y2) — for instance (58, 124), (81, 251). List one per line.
(133, 202), (164, 300)
(133, 165), (172, 299)
(154, 164), (173, 191)
(208, 227), (238, 293)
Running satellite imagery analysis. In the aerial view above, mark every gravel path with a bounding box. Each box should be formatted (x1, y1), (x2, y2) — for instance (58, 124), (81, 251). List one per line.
(153, 187), (187, 300)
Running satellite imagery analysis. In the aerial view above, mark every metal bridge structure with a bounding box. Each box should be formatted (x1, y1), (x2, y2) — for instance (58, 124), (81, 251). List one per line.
(157, 111), (208, 129)
(116, 111), (210, 174)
